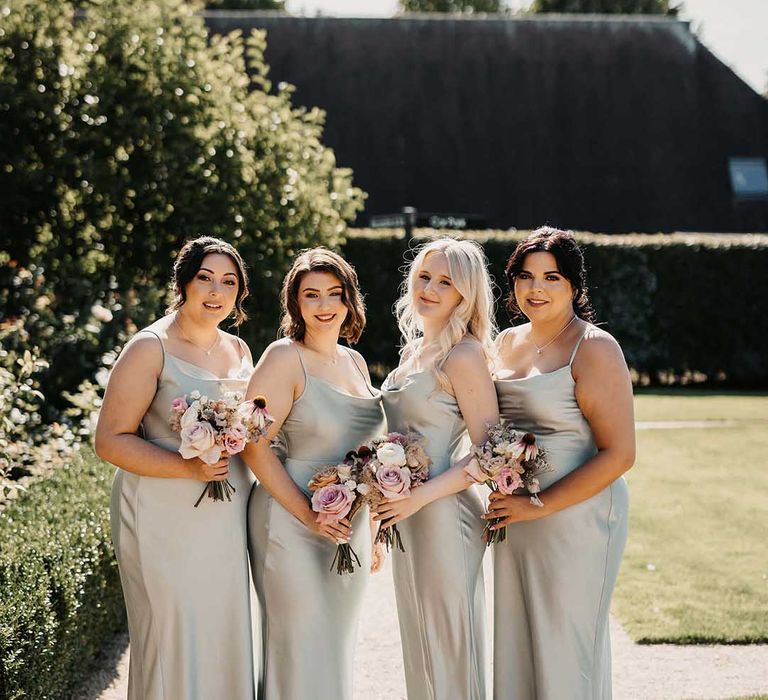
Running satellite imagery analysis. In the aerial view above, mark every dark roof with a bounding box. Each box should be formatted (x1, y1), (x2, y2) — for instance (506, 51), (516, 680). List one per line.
(205, 12), (768, 232)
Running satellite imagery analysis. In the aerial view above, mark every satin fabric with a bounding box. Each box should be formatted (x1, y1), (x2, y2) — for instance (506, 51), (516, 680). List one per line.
(493, 331), (629, 700)
(110, 326), (256, 700)
(381, 369), (488, 700)
(247, 346), (386, 700)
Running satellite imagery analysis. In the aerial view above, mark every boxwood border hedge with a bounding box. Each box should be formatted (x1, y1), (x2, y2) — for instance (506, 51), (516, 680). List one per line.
(344, 229), (768, 387)
(0, 449), (124, 700)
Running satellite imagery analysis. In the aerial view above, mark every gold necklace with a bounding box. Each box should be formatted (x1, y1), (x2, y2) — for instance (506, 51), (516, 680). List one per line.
(532, 315), (577, 355)
(174, 315), (220, 356)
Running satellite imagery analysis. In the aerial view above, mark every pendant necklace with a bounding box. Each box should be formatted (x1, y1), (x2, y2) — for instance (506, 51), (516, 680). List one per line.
(532, 315), (578, 355)
(174, 315), (220, 356)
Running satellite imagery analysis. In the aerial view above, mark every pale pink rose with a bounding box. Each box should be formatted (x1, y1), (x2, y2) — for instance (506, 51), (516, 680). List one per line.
(311, 484), (355, 523)
(464, 457), (485, 484)
(495, 467), (524, 495)
(223, 424), (247, 455)
(179, 420), (218, 463)
(171, 396), (188, 414)
(374, 466), (412, 501)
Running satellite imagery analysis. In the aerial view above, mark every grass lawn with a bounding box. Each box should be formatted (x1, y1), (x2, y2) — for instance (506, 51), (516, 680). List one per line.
(612, 390), (768, 644)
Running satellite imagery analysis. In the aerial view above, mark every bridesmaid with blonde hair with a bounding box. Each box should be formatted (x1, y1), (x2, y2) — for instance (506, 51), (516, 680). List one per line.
(374, 237), (499, 700)
(243, 248), (385, 700)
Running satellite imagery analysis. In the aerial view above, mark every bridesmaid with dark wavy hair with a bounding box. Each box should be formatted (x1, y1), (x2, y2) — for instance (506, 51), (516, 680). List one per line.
(96, 236), (256, 700)
(487, 227), (634, 700)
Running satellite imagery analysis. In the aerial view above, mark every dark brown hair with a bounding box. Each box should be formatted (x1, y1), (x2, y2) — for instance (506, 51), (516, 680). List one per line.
(280, 248), (366, 344)
(167, 237), (249, 326)
(504, 226), (595, 322)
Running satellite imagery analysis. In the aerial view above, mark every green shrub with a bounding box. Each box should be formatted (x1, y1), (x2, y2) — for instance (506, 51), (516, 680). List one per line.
(0, 0), (364, 408)
(0, 449), (123, 700)
(344, 230), (768, 387)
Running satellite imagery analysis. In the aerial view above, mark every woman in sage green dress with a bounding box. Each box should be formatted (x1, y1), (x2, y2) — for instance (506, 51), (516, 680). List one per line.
(486, 227), (635, 700)
(96, 237), (257, 700)
(374, 238), (499, 700)
(242, 248), (385, 700)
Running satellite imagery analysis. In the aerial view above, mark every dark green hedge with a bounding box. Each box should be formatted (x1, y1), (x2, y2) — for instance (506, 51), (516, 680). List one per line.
(0, 449), (124, 700)
(344, 229), (768, 387)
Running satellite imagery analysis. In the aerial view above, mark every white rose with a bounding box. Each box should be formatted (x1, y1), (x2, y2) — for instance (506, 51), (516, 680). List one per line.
(356, 483), (371, 495)
(377, 442), (406, 469)
(180, 405), (199, 429)
(344, 480), (357, 490)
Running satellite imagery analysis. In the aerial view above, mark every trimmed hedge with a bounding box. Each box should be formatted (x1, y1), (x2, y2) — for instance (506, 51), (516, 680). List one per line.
(0, 449), (124, 700)
(344, 229), (768, 387)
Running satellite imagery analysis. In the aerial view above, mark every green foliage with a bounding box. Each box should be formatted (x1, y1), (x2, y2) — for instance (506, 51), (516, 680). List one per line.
(205, 0), (285, 8)
(344, 230), (768, 387)
(0, 449), (125, 700)
(528, 0), (680, 14)
(400, 0), (504, 12)
(0, 0), (364, 407)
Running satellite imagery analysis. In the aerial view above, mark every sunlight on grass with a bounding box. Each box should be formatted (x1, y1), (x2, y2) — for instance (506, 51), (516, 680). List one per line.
(611, 392), (768, 643)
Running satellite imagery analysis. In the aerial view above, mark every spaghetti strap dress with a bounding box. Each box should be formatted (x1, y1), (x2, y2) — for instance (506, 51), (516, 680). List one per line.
(381, 368), (488, 700)
(247, 344), (386, 700)
(493, 329), (629, 700)
(110, 324), (256, 700)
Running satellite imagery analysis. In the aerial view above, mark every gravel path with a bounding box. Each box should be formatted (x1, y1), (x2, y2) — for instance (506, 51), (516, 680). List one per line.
(79, 556), (768, 700)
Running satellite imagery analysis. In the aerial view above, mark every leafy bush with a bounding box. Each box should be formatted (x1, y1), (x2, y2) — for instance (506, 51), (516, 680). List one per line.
(0, 0), (363, 409)
(0, 449), (124, 700)
(205, 0), (284, 8)
(345, 230), (768, 387)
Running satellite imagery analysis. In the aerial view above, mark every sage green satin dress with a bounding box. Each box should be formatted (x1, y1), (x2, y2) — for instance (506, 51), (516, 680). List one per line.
(493, 331), (629, 700)
(381, 369), (488, 700)
(247, 345), (385, 700)
(110, 326), (256, 700)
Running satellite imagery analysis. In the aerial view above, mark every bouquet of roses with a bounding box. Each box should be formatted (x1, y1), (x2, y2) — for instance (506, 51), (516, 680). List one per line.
(465, 419), (552, 545)
(170, 390), (274, 507)
(355, 432), (431, 553)
(308, 460), (372, 575)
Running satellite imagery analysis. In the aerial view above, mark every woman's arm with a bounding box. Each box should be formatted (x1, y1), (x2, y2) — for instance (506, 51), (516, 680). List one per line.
(374, 341), (499, 527)
(240, 341), (352, 544)
(485, 330), (635, 528)
(94, 333), (228, 482)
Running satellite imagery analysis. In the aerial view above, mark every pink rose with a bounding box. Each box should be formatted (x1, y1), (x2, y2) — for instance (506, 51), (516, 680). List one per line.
(464, 457), (485, 484)
(179, 420), (221, 464)
(374, 466), (412, 501)
(223, 423), (247, 455)
(311, 484), (355, 523)
(171, 396), (188, 414)
(495, 467), (524, 495)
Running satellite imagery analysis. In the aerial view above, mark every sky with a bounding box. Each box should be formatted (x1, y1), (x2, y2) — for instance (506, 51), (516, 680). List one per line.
(284, 0), (768, 94)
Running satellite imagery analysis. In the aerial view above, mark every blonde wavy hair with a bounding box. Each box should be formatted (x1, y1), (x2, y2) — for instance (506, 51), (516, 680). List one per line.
(394, 237), (497, 393)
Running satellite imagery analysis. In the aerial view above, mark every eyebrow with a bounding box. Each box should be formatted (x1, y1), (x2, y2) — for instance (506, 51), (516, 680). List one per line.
(301, 285), (343, 292)
(520, 269), (560, 275)
(422, 271), (452, 281)
(199, 267), (237, 277)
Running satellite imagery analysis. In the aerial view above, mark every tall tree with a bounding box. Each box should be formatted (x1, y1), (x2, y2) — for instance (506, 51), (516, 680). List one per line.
(400, 0), (504, 12)
(529, 0), (680, 14)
